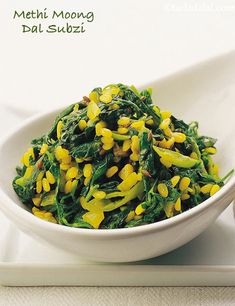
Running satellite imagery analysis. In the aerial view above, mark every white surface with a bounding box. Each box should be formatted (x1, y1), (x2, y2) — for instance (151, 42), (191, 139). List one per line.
(0, 287), (234, 306)
(0, 202), (235, 287)
(0, 0), (235, 304)
(0, 0), (235, 112)
(0, 53), (235, 264)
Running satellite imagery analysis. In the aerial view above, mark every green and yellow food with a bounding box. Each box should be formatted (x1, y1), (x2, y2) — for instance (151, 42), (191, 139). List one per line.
(12, 84), (233, 229)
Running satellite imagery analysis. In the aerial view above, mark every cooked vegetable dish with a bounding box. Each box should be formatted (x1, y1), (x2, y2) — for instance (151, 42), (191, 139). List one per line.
(12, 84), (233, 229)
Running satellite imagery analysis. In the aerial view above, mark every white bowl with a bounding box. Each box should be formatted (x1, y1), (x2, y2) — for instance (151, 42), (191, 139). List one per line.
(0, 52), (235, 262)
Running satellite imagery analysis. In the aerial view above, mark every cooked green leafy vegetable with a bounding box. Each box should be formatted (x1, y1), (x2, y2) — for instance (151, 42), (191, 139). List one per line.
(13, 84), (233, 229)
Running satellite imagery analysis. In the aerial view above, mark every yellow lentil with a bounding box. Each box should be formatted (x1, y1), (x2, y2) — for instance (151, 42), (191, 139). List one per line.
(157, 183), (169, 198)
(36, 180), (42, 194)
(110, 86), (120, 95)
(101, 136), (114, 144)
(164, 127), (172, 137)
(64, 180), (73, 194)
(40, 143), (48, 155)
(87, 101), (101, 120)
(60, 163), (71, 171)
(89, 91), (100, 103)
(95, 121), (107, 136)
(158, 138), (169, 149)
(159, 118), (171, 130)
(173, 132), (186, 143)
(57, 120), (63, 140)
(135, 204), (145, 215)
(130, 152), (139, 161)
(204, 147), (217, 154)
(37, 171), (44, 182)
(84, 177), (91, 186)
(24, 166), (33, 179)
(164, 203), (174, 218)
(46, 171), (55, 184)
(111, 103), (120, 110)
(131, 120), (145, 131)
(212, 164), (219, 176)
(42, 178), (50, 192)
(78, 119), (87, 131)
(161, 111), (172, 119)
(122, 139), (131, 151)
(131, 135), (140, 152)
(62, 155), (72, 165)
(22, 151), (31, 167)
(75, 157), (84, 163)
(32, 196), (41, 207)
(101, 128), (112, 138)
(66, 167), (78, 180)
(174, 197), (181, 211)
(73, 104), (79, 112)
(117, 127), (128, 134)
(171, 175), (180, 187)
(117, 117), (130, 126)
(210, 184), (220, 196)
(83, 163), (92, 178)
(28, 147), (35, 160)
(100, 94), (112, 103)
(200, 183), (213, 194)
(125, 210), (135, 223)
(55, 146), (69, 161)
(146, 119), (154, 126)
(179, 177), (191, 191)
(32, 208), (57, 223)
(102, 142), (114, 150)
(93, 190), (106, 200)
(118, 164), (134, 180)
(164, 137), (175, 149)
(106, 166), (118, 178)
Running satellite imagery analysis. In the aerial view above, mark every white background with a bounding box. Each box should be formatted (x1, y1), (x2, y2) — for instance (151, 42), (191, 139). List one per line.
(0, 0), (235, 112)
(0, 0), (235, 305)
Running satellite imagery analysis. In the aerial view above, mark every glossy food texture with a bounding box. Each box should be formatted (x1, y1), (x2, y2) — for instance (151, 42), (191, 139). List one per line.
(13, 84), (232, 229)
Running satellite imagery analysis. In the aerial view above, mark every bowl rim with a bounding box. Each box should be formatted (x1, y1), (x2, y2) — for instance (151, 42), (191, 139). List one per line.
(0, 107), (234, 238)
